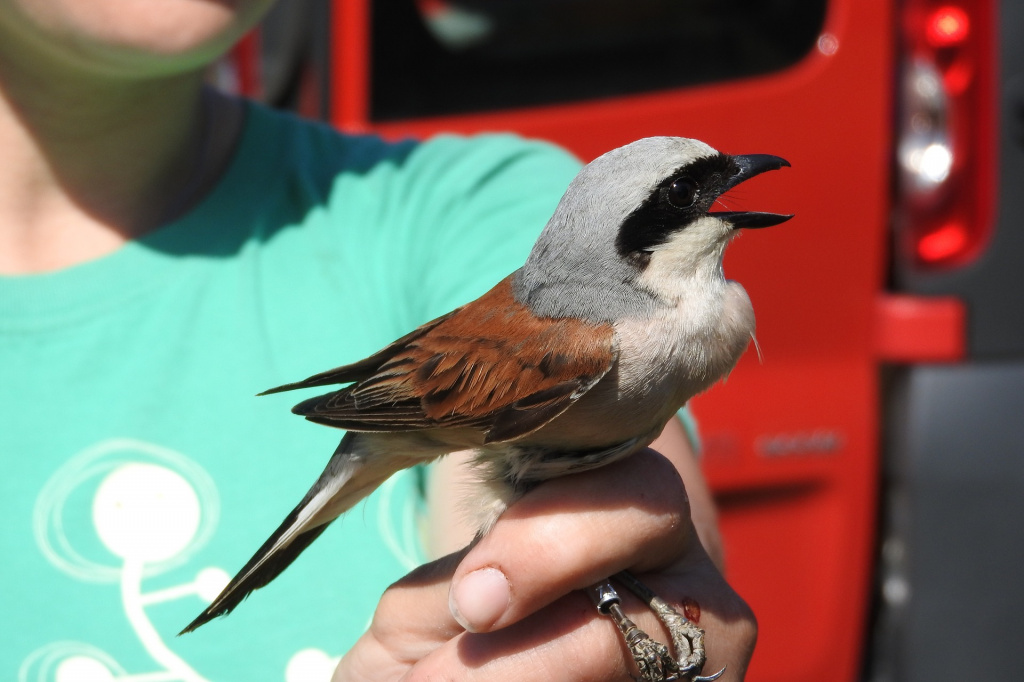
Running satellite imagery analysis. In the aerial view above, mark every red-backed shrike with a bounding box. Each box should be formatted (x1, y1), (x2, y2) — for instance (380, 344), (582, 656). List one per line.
(183, 137), (790, 681)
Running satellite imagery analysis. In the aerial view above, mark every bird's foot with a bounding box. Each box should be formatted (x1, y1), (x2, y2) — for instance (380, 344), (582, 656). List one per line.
(588, 577), (726, 682)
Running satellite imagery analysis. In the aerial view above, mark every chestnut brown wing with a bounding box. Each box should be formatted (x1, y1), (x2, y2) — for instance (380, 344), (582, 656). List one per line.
(290, 276), (618, 443)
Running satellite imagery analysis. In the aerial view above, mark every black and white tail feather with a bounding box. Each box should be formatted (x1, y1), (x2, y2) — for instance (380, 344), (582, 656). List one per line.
(179, 433), (368, 634)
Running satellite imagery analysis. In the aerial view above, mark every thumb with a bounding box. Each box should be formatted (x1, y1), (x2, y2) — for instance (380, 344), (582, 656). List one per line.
(448, 449), (692, 633)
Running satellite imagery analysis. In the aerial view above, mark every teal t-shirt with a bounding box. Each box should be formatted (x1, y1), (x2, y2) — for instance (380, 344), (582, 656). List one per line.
(0, 103), (582, 682)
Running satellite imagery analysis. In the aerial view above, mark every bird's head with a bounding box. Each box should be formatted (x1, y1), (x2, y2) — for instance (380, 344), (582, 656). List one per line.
(514, 137), (791, 321)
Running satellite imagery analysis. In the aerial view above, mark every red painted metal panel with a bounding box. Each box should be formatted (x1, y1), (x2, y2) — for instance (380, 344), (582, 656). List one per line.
(330, 0), (371, 131)
(329, 1), (892, 679)
(873, 294), (967, 361)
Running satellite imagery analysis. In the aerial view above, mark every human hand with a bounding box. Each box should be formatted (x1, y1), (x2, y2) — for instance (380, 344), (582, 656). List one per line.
(333, 449), (757, 681)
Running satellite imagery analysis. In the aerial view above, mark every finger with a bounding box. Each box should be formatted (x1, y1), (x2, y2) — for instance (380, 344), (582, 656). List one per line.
(400, 592), (636, 682)
(449, 448), (693, 633)
(333, 550), (468, 682)
(652, 416), (725, 570)
(338, 558), (755, 682)
(403, 559), (755, 682)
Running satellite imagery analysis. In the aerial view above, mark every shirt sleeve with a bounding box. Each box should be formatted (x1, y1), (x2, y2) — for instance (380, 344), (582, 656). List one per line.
(385, 133), (583, 329)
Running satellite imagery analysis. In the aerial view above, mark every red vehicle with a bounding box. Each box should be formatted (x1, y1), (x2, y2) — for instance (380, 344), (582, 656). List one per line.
(231, 1), (1018, 679)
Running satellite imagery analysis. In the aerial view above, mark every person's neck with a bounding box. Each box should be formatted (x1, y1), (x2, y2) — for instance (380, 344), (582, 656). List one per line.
(0, 48), (242, 275)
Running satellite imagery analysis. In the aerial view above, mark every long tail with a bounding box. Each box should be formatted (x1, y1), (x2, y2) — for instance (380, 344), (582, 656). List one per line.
(180, 433), (388, 634)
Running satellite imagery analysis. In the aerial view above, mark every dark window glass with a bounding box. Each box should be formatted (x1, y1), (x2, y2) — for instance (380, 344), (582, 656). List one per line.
(370, 0), (827, 121)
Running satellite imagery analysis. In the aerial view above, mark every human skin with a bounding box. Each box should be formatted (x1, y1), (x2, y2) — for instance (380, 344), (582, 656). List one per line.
(337, 422), (756, 682)
(0, 2), (756, 677)
(0, 0), (270, 273)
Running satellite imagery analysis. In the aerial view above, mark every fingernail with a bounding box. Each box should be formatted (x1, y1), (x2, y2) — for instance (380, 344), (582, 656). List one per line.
(449, 567), (510, 632)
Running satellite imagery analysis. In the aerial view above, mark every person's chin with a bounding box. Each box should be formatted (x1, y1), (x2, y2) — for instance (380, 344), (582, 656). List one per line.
(4, 0), (273, 80)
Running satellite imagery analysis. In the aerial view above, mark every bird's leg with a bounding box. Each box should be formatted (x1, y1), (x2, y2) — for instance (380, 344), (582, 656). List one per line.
(587, 576), (726, 682)
(589, 581), (681, 682)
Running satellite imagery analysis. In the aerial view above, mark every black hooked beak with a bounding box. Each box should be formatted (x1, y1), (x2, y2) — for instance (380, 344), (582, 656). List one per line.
(712, 154), (793, 229)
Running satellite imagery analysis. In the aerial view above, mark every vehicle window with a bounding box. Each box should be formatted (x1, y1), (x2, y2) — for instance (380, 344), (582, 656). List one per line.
(371, 0), (827, 121)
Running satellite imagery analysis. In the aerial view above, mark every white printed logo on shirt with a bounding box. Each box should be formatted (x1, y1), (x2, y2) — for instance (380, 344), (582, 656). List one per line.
(20, 438), (340, 682)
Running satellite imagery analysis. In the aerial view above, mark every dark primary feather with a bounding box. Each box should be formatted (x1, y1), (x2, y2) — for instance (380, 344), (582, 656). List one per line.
(179, 495), (331, 634)
(256, 310), (460, 396)
(180, 432), (392, 635)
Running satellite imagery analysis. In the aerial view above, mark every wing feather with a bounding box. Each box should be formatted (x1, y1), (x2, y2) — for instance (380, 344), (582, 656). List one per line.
(258, 311), (459, 396)
(290, 276), (617, 442)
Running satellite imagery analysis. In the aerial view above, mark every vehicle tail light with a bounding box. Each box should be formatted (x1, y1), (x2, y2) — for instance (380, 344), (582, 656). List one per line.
(895, 0), (996, 269)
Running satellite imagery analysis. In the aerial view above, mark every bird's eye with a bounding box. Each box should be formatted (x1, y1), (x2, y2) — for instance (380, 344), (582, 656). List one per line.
(667, 178), (698, 209)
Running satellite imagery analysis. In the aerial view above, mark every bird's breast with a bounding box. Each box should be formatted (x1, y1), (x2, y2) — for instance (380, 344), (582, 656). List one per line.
(618, 279), (755, 399)
(536, 280), (754, 448)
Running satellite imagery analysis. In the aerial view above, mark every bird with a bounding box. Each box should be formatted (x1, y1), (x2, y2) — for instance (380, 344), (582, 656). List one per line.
(181, 136), (791, 681)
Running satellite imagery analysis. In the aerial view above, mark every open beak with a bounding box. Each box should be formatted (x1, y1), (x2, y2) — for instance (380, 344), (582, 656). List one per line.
(712, 154), (793, 229)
